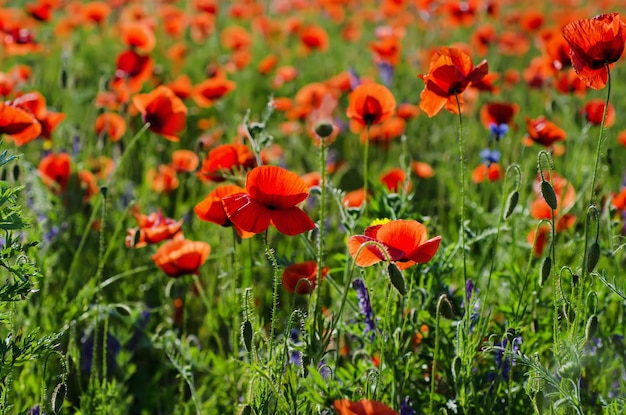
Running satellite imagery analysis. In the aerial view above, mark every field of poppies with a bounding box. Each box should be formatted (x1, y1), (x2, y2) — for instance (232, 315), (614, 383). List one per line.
(2, 0), (626, 414)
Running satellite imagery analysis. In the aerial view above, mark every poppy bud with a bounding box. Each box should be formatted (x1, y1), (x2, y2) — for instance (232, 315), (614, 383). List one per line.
(387, 262), (406, 295)
(242, 320), (253, 353)
(586, 241), (600, 273)
(572, 273), (579, 286)
(504, 190), (519, 219)
(540, 256), (551, 286)
(100, 185), (108, 198)
(585, 314), (599, 341)
(314, 121), (334, 138)
(541, 180), (558, 210)
(438, 294), (455, 319)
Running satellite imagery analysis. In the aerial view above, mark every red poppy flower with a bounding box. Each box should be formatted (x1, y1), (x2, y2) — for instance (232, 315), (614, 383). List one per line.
(346, 83), (396, 127)
(472, 163), (503, 183)
(480, 102), (519, 131)
(562, 13), (626, 89)
(194, 184), (254, 238)
(0, 102), (40, 144)
(612, 187), (626, 211)
(114, 49), (154, 93)
(192, 76), (236, 108)
(411, 161), (435, 178)
(171, 149), (199, 173)
(523, 116), (566, 147)
(348, 219), (441, 270)
(582, 99), (615, 127)
(166, 75), (193, 100)
(126, 210), (183, 248)
(197, 143), (256, 182)
(282, 261), (329, 294)
(132, 85), (187, 142)
(5, 92), (64, 143)
(418, 47), (488, 117)
(220, 25), (252, 51)
(369, 35), (401, 66)
(343, 188), (368, 208)
(381, 167), (411, 193)
(151, 239), (211, 278)
(121, 21), (156, 54)
(333, 399), (398, 415)
(554, 68), (587, 96)
(95, 112), (126, 142)
(146, 164), (179, 194)
(38, 152), (71, 194)
(222, 165), (315, 236)
(396, 103), (420, 120)
(299, 24), (329, 52)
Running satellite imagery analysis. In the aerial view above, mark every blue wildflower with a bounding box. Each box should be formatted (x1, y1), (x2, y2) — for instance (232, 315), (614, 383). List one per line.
(353, 278), (376, 340)
(479, 148), (501, 167)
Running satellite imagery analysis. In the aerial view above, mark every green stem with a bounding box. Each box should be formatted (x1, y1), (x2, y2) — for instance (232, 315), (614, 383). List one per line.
(363, 125), (370, 211)
(313, 136), (327, 349)
(455, 95), (469, 318)
(265, 234), (281, 365)
(587, 63), (612, 208)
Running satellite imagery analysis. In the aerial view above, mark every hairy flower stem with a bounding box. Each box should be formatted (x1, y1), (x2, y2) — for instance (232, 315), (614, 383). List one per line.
(430, 295), (445, 413)
(265, 234), (281, 365)
(313, 136), (327, 348)
(582, 64), (611, 280)
(455, 95), (469, 319)
(363, 125), (371, 212)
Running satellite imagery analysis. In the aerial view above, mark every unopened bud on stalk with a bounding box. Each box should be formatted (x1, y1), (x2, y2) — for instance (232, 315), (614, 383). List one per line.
(314, 121), (334, 138)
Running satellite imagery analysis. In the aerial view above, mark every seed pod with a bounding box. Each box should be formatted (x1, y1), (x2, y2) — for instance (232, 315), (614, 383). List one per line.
(504, 190), (519, 219)
(541, 180), (558, 210)
(388, 262), (406, 295)
(586, 241), (600, 273)
(585, 314), (599, 341)
(540, 256), (552, 286)
(242, 320), (253, 353)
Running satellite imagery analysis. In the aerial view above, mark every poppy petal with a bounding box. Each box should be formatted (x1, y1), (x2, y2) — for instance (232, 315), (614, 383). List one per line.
(222, 193), (271, 234)
(246, 165), (309, 208)
(269, 206), (316, 236)
(408, 235), (442, 263)
(348, 235), (405, 267)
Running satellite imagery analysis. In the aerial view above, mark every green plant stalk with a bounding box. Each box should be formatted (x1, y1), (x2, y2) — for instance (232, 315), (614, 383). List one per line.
(312, 135), (327, 358)
(587, 64), (612, 209)
(363, 125), (370, 212)
(455, 95), (469, 320)
(430, 294), (444, 414)
(264, 234), (281, 366)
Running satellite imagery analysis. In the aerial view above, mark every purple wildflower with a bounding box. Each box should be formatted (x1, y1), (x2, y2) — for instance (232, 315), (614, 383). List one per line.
(400, 396), (415, 415)
(494, 336), (522, 381)
(377, 61), (395, 87)
(289, 328), (303, 367)
(353, 278), (376, 340)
